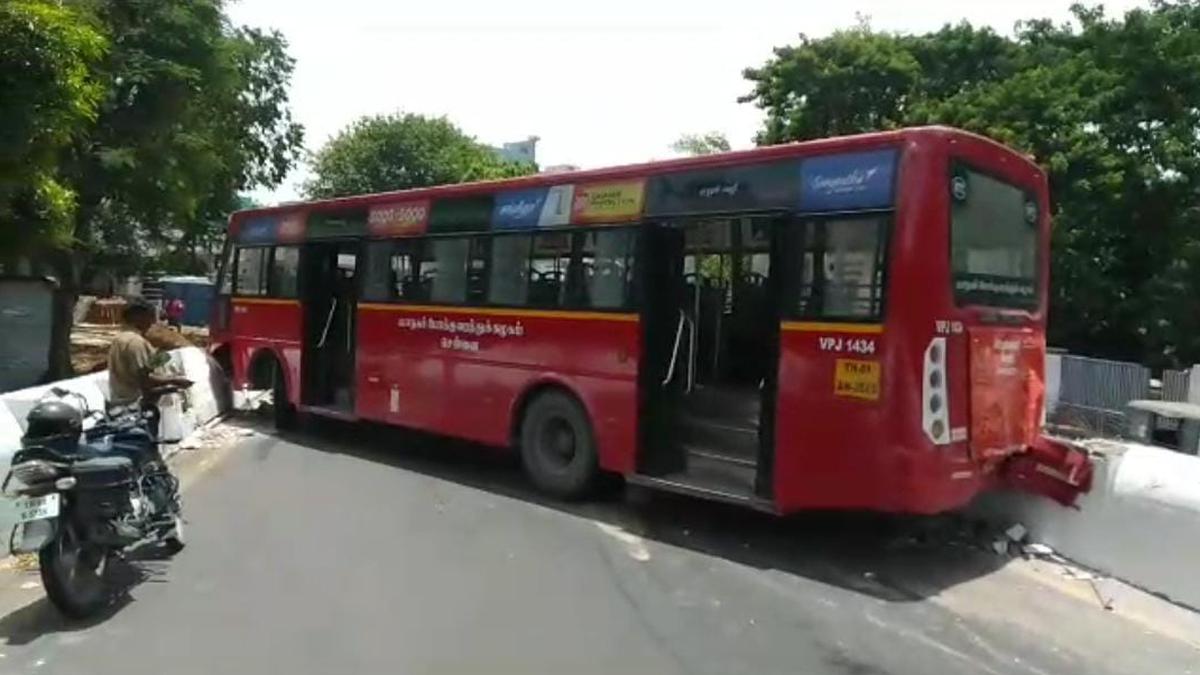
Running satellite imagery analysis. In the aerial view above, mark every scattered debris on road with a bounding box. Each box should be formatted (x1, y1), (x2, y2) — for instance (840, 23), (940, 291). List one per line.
(172, 419), (248, 454)
(1023, 542), (1056, 557)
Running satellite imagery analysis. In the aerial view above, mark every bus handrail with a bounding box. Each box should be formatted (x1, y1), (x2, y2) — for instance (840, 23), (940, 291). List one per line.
(662, 309), (694, 388)
(316, 298), (338, 349)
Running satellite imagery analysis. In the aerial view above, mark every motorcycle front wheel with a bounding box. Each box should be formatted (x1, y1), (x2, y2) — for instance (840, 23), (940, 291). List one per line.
(39, 524), (111, 619)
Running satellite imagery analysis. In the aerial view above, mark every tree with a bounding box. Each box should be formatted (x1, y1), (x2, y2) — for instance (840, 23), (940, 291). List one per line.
(304, 113), (536, 199)
(671, 132), (732, 156)
(0, 1), (106, 259)
(2, 0), (305, 379)
(742, 2), (1200, 368)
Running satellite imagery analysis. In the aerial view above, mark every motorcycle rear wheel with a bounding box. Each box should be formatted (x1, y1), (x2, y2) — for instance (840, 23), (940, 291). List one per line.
(39, 526), (111, 619)
(163, 515), (185, 554)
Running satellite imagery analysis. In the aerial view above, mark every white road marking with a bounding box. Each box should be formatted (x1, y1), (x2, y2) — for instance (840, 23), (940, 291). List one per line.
(595, 522), (651, 562)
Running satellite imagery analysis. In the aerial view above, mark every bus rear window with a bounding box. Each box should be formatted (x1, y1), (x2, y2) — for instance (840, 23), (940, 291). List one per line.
(950, 167), (1038, 309)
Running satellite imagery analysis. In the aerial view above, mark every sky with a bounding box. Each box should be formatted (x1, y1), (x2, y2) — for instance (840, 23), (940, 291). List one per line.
(226, 0), (1151, 205)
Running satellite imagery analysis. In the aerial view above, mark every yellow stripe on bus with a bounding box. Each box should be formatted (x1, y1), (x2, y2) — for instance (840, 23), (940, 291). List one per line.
(232, 297), (300, 306)
(358, 303), (639, 323)
(780, 321), (884, 334)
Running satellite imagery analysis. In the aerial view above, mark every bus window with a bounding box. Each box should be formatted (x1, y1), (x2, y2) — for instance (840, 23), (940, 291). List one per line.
(530, 232), (571, 307)
(424, 238), (469, 304)
(269, 246), (300, 298)
(391, 241), (420, 300)
(234, 247), (269, 296)
(467, 237), (489, 304)
(361, 241), (392, 302)
(951, 166), (1038, 309)
(489, 233), (532, 306)
(580, 229), (635, 309)
(794, 217), (886, 320)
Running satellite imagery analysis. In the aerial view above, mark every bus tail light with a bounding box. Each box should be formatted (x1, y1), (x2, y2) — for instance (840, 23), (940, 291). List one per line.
(923, 337), (950, 445)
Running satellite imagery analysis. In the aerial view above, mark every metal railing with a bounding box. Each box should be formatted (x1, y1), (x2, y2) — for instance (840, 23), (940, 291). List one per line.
(1163, 369), (1191, 403)
(1050, 355), (1151, 438)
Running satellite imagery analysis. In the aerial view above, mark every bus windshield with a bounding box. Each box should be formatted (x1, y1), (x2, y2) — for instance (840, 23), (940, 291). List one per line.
(950, 166), (1039, 309)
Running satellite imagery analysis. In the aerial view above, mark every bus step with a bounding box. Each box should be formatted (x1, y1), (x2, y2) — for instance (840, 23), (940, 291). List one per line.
(680, 385), (761, 423)
(686, 447), (758, 468)
(634, 451), (760, 507)
(628, 474), (769, 511)
(677, 414), (759, 458)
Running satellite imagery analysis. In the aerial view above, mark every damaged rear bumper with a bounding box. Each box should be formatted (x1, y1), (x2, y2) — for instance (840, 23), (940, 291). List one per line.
(996, 436), (1094, 507)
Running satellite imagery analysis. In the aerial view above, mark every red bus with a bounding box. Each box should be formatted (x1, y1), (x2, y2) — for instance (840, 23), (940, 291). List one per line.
(209, 126), (1092, 514)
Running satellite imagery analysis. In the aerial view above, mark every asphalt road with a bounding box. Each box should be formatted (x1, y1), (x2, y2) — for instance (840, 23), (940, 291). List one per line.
(0, 418), (1196, 675)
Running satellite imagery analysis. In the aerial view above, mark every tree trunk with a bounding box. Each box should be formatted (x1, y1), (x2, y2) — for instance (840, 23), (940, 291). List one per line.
(43, 249), (79, 381)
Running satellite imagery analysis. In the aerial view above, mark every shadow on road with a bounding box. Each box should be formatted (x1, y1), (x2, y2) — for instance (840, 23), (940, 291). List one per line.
(275, 415), (1011, 605)
(0, 549), (174, 646)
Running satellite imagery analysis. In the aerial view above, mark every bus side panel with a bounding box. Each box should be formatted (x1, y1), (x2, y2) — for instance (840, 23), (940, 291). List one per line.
(229, 299), (303, 401)
(773, 326), (900, 512)
(355, 307), (640, 472)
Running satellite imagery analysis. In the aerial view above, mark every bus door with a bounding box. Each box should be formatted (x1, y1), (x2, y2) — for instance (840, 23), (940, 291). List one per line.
(300, 240), (360, 412)
(639, 216), (783, 500)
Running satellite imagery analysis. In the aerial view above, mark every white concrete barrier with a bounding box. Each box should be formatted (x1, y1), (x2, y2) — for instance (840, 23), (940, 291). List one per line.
(0, 347), (226, 550)
(971, 440), (1200, 610)
(177, 347), (224, 424)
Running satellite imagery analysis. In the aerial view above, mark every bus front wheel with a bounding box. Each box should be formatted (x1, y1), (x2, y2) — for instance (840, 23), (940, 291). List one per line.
(519, 391), (598, 500)
(272, 360), (297, 430)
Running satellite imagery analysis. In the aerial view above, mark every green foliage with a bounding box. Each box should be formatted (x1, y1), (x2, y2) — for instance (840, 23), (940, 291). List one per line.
(0, 0), (106, 256)
(743, 2), (1200, 367)
(67, 0), (304, 277)
(304, 113), (536, 199)
(671, 132), (732, 156)
(1, 0), (304, 377)
(1, 0), (303, 275)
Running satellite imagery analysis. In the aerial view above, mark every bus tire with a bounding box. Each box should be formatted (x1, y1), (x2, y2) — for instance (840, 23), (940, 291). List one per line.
(272, 359), (297, 431)
(519, 391), (599, 500)
(207, 353), (234, 415)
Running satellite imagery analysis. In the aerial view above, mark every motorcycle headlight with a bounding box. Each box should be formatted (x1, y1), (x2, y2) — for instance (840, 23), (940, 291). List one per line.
(11, 460), (62, 486)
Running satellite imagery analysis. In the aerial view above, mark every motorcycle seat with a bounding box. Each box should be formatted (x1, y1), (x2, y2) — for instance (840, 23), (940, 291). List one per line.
(72, 455), (136, 489)
(74, 456), (133, 472)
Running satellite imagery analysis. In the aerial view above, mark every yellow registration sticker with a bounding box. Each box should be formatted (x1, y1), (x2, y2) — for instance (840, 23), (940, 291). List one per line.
(834, 359), (881, 401)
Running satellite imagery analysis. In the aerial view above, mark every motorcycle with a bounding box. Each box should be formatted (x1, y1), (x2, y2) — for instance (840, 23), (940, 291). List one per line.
(3, 386), (187, 618)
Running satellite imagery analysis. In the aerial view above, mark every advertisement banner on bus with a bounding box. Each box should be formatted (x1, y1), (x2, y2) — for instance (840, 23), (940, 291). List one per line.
(799, 149), (896, 212)
(308, 210), (368, 239)
(237, 215), (279, 244)
(493, 186), (575, 229)
(493, 189), (545, 229)
(368, 200), (430, 237)
(645, 162), (799, 216)
(430, 196), (494, 233)
(540, 185), (574, 227)
(572, 180), (645, 224)
(278, 212), (306, 242)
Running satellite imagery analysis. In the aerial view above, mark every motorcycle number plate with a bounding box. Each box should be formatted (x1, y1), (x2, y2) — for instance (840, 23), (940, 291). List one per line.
(12, 493), (60, 524)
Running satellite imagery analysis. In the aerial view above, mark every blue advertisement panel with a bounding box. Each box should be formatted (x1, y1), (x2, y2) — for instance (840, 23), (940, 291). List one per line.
(492, 188), (549, 230)
(799, 149), (897, 212)
(237, 215), (280, 243)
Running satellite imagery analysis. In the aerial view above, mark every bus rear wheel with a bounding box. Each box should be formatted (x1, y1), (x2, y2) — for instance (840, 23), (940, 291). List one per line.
(519, 391), (599, 500)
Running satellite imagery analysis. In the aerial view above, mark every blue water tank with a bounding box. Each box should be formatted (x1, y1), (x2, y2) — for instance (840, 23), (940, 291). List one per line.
(158, 276), (214, 327)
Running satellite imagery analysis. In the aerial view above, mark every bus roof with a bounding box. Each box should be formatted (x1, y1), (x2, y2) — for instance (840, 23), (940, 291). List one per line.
(229, 126), (1040, 241)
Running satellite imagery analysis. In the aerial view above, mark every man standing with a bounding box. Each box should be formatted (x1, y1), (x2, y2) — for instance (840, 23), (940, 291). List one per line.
(107, 297), (192, 407)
